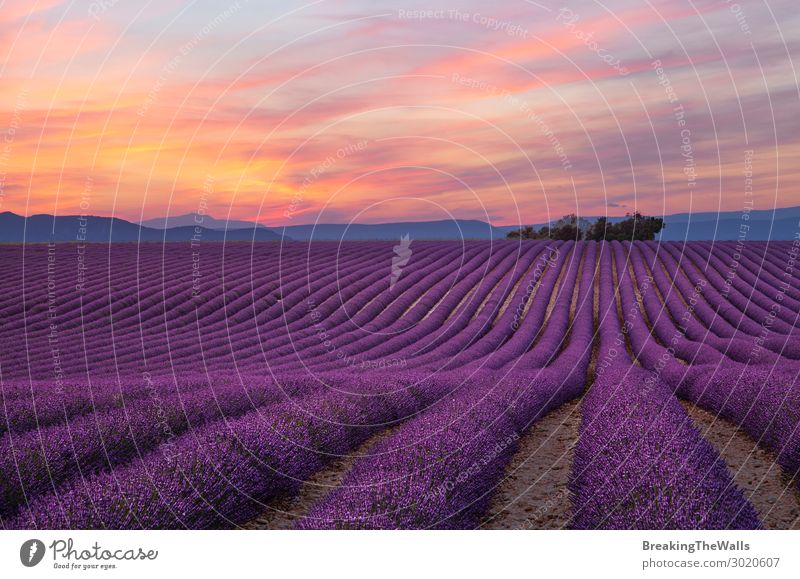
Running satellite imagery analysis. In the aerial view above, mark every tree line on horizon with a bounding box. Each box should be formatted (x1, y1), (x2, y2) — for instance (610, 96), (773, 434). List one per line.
(507, 212), (665, 241)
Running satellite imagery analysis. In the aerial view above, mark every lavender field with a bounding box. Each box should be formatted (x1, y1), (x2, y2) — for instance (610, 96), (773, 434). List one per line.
(1, 240), (799, 530)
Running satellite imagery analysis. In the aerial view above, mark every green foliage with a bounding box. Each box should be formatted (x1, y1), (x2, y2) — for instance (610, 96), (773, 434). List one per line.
(507, 212), (665, 241)
(506, 214), (580, 241)
(585, 212), (665, 241)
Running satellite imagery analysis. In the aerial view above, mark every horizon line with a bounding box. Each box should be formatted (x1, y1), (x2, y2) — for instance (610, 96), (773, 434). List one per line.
(3, 203), (800, 230)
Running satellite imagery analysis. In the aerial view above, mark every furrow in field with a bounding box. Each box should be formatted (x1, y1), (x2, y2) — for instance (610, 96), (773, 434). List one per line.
(480, 399), (580, 529)
(681, 401), (800, 529)
(241, 428), (395, 530)
(570, 241), (761, 529)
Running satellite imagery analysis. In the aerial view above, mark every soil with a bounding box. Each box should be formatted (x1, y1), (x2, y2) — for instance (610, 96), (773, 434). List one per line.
(241, 430), (391, 529)
(480, 399), (581, 529)
(682, 401), (800, 529)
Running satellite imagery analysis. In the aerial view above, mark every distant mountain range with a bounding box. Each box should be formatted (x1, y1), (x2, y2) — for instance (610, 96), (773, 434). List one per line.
(139, 207), (800, 241)
(655, 206), (800, 241)
(139, 213), (272, 231)
(141, 214), (508, 240)
(0, 212), (284, 242)
(2, 206), (798, 242)
(281, 219), (507, 241)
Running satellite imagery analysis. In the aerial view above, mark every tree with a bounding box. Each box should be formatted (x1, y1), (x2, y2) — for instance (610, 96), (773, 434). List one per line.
(549, 213), (586, 240)
(585, 216), (608, 241)
(553, 213), (591, 234)
(510, 212), (665, 241)
(507, 214), (585, 240)
(585, 212), (664, 241)
(507, 226), (535, 240)
(550, 221), (580, 240)
(506, 224), (548, 240)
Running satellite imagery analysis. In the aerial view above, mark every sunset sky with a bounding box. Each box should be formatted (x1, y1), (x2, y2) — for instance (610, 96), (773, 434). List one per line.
(1, 0), (798, 226)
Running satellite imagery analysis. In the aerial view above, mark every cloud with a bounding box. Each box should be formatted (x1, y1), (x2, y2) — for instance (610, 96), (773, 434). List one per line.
(1, 0), (798, 224)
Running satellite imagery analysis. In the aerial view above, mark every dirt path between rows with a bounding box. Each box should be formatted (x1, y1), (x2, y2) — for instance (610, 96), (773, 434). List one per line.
(241, 430), (392, 529)
(682, 401), (800, 529)
(480, 399), (581, 529)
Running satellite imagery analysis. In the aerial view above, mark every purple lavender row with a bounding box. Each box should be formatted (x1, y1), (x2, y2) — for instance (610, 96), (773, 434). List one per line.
(298, 368), (584, 529)
(324, 244), (517, 367)
(622, 242), (790, 368)
(739, 242), (800, 288)
(652, 241), (797, 355)
(0, 373), (214, 438)
(296, 244), (595, 528)
(6, 371), (453, 529)
(629, 242), (740, 361)
(516, 241), (595, 370)
(646, 241), (761, 339)
(569, 242), (760, 529)
(665, 242), (799, 336)
(659, 240), (774, 336)
(609, 242), (719, 370)
(456, 241), (570, 363)
(284, 246), (508, 372)
(40, 241), (407, 377)
(405, 242), (562, 371)
(0, 241), (340, 326)
(154, 242), (490, 375)
(612, 243), (800, 493)
(326, 242), (545, 373)
(635, 243), (800, 362)
(677, 365), (800, 489)
(29, 243), (396, 371)
(261, 243), (487, 369)
(690, 242), (800, 327)
(571, 366), (761, 529)
(465, 241), (577, 370)
(2, 242), (541, 378)
(0, 372), (328, 518)
(0, 243), (385, 377)
(0, 241), (316, 338)
(120, 243), (464, 373)
(709, 242), (800, 303)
